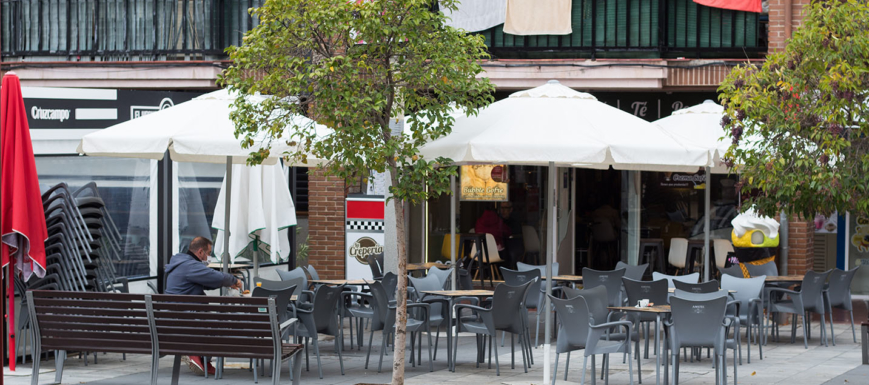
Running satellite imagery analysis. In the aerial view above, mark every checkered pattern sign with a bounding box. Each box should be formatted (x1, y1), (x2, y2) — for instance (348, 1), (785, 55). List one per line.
(346, 220), (384, 231)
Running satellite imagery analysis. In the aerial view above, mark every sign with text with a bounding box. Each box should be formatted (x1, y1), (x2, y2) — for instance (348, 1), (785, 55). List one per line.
(660, 170), (706, 189)
(460, 165), (509, 202)
(345, 196), (385, 280)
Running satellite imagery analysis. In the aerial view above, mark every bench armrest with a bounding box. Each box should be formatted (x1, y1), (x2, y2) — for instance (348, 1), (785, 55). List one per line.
(280, 318), (298, 331)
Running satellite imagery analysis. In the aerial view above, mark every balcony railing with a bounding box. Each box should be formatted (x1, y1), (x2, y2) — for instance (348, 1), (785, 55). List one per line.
(0, 0), (264, 57)
(1, 0), (766, 59)
(476, 0), (767, 59)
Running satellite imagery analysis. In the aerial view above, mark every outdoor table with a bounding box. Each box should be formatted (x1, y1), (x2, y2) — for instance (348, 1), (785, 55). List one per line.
(609, 305), (671, 385)
(310, 279), (372, 286)
(667, 288), (736, 293)
(407, 262), (451, 271)
(208, 263), (253, 289)
(421, 289), (494, 372)
(764, 275), (804, 283)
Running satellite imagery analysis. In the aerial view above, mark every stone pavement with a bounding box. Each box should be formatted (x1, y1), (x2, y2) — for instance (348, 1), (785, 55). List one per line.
(4, 320), (865, 385)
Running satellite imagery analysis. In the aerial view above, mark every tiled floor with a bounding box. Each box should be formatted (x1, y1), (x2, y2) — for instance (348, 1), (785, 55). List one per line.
(5, 318), (866, 385)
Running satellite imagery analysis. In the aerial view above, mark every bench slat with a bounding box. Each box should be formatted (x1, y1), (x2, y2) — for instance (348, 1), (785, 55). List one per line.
(150, 295), (267, 305)
(151, 302), (270, 313)
(31, 290), (145, 301)
(157, 343), (273, 358)
(38, 314), (149, 325)
(152, 310), (270, 322)
(40, 322), (150, 334)
(36, 306), (147, 318)
(33, 298), (147, 310)
(42, 338), (151, 351)
(153, 318), (271, 329)
(156, 334), (272, 347)
(41, 329), (151, 341)
(156, 326), (271, 338)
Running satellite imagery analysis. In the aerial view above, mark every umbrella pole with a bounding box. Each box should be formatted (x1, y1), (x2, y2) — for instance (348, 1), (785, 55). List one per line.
(543, 161), (556, 385)
(222, 157), (232, 295)
(7, 265), (15, 371)
(450, 174), (456, 290)
(704, 167), (711, 282)
(253, 235), (259, 280)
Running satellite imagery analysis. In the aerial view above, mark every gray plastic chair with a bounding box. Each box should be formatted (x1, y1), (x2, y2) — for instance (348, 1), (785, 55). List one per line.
(721, 274), (766, 362)
(498, 267), (540, 365)
(666, 296), (732, 385)
(250, 284), (298, 381)
(517, 261), (560, 346)
(277, 267), (313, 308)
(367, 254), (384, 280)
(549, 286), (635, 385)
(365, 281), (433, 372)
(616, 261), (649, 281)
(673, 279), (720, 294)
(652, 272), (700, 289)
(720, 265), (744, 278)
(427, 266), (454, 289)
(292, 284), (346, 379)
(453, 281), (534, 375)
(825, 267), (861, 343)
(582, 267), (627, 307)
(408, 274), (449, 361)
(769, 270), (831, 348)
(622, 278), (670, 359)
(381, 272), (398, 304)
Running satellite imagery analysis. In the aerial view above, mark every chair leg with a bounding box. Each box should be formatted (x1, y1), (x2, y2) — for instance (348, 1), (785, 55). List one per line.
(591, 355), (597, 385)
(427, 324), (434, 372)
(55, 350), (66, 385)
(802, 314), (809, 349)
(852, 310), (858, 343)
(493, 333), (501, 376)
(581, 355), (588, 385)
(820, 311), (829, 347)
(378, 331), (388, 373)
(434, 325), (441, 361)
(604, 353), (610, 385)
(552, 353), (560, 385)
(644, 322), (650, 359)
(171, 355), (182, 385)
(337, 327), (346, 375)
(365, 329), (375, 369)
(535, 310), (541, 347)
(510, 332), (515, 369)
(313, 338), (323, 379)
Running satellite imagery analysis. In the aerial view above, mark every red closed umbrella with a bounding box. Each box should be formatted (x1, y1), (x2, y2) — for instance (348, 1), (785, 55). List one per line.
(1, 72), (48, 370)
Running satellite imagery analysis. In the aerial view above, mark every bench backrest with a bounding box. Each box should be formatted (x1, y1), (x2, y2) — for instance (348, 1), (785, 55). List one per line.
(27, 290), (151, 355)
(147, 294), (279, 360)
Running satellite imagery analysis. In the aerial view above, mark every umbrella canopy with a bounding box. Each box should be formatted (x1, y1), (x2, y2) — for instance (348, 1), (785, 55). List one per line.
(211, 164), (297, 265)
(77, 88), (328, 165)
(653, 99), (732, 172)
(2, 73), (48, 280)
(418, 80), (708, 171)
(2, 72), (48, 371)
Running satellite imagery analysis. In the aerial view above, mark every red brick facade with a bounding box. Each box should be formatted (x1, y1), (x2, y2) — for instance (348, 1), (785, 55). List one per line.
(768, 0), (811, 52)
(307, 169), (346, 279)
(785, 217), (815, 275)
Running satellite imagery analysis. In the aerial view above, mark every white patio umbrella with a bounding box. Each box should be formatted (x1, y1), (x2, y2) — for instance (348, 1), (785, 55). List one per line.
(654, 100), (736, 283)
(78, 89), (326, 283)
(212, 163), (297, 280)
(418, 80), (708, 385)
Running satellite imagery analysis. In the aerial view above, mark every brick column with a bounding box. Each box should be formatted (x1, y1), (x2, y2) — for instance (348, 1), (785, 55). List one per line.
(767, 0), (811, 52)
(785, 216), (814, 275)
(307, 169), (346, 279)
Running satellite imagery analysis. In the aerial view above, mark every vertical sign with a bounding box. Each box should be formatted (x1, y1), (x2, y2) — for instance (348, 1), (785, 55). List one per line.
(345, 196), (385, 280)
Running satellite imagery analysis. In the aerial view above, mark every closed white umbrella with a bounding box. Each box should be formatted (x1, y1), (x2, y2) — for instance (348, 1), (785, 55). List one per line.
(419, 80), (708, 385)
(212, 163), (297, 279)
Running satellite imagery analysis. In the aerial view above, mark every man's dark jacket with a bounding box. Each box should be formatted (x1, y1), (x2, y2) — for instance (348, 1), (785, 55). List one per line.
(164, 251), (235, 295)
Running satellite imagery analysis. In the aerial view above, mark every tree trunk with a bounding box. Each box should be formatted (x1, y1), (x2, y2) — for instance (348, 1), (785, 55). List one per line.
(390, 173), (409, 385)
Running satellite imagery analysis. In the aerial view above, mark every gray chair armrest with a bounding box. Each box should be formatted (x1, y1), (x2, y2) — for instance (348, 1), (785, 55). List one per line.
(280, 318), (298, 331)
(767, 287), (800, 297)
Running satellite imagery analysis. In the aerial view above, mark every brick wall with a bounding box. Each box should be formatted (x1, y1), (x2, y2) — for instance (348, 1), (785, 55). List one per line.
(307, 169), (346, 279)
(786, 216), (815, 275)
(767, 0), (811, 52)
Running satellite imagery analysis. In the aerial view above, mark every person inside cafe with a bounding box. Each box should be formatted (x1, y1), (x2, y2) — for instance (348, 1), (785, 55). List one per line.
(475, 206), (511, 251)
(165, 236), (243, 375)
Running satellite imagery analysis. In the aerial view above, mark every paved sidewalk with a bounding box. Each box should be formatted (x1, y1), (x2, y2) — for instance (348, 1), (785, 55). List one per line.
(5, 321), (865, 385)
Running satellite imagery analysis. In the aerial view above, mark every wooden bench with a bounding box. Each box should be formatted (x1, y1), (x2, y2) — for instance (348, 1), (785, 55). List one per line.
(27, 291), (303, 385)
(27, 290), (151, 385)
(148, 294), (303, 385)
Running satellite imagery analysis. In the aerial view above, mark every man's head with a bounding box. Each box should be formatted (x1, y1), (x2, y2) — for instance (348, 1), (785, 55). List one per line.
(499, 202), (513, 217)
(189, 237), (213, 262)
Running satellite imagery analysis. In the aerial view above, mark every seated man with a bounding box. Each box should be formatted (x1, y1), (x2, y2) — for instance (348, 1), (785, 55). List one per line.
(165, 236), (242, 375)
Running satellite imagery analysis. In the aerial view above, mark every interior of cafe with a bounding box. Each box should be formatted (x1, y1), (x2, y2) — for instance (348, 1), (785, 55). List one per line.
(406, 165), (740, 278)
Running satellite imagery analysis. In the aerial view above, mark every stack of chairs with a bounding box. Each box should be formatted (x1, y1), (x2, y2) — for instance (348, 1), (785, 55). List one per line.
(16, 182), (134, 363)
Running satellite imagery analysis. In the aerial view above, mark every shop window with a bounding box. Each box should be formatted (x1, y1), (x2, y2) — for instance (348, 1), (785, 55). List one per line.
(35, 156), (155, 279)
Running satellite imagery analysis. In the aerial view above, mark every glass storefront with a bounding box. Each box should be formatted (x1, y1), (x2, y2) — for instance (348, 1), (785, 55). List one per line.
(174, 162), (224, 255)
(35, 156), (156, 279)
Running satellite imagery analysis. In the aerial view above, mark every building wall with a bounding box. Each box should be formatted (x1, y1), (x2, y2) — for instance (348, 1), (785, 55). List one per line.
(786, 217), (815, 275)
(768, 0), (811, 52)
(307, 169), (347, 279)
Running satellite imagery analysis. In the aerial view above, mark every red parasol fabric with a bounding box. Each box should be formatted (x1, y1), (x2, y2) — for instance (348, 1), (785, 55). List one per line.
(2, 72), (48, 370)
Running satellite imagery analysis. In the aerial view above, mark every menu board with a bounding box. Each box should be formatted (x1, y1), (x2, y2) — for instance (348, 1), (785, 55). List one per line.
(460, 165), (508, 202)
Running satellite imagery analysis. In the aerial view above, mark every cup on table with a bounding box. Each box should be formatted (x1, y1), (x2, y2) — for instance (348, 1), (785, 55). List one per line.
(638, 299), (650, 307)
